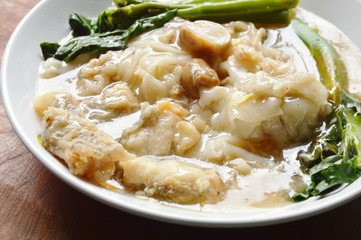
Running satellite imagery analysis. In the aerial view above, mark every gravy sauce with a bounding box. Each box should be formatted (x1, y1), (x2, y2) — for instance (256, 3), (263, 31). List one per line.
(36, 8), (361, 212)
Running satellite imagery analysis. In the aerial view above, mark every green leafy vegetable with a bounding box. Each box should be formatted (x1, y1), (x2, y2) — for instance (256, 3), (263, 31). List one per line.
(69, 13), (95, 36)
(40, 0), (299, 62)
(291, 19), (361, 201)
(41, 10), (177, 62)
(40, 42), (60, 60)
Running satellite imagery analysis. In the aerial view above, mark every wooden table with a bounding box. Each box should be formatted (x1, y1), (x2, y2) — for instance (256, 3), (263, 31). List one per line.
(1, 1), (361, 239)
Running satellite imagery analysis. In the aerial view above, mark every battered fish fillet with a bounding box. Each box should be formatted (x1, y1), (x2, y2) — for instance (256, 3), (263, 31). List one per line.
(119, 156), (225, 204)
(41, 107), (135, 183)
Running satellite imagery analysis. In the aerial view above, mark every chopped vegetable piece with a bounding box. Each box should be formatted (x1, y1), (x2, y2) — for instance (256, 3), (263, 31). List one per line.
(69, 13), (95, 36)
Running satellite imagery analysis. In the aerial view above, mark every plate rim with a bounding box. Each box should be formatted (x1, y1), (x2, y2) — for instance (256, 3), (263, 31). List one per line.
(2, 0), (361, 228)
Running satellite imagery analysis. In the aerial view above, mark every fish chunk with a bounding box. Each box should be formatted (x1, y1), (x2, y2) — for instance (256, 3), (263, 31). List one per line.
(121, 101), (188, 156)
(41, 107), (135, 183)
(119, 156), (225, 204)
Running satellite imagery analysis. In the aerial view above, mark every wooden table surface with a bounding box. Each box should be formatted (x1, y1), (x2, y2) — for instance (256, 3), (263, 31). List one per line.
(1, 1), (361, 239)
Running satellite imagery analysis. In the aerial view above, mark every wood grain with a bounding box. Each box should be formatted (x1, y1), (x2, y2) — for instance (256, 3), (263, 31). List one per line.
(1, 1), (361, 239)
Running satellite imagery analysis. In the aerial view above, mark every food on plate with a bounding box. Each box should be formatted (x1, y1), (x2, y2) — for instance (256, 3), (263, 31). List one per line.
(119, 156), (228, 204)
(41, 107), (136, 182)
(33, 0), (361, 209)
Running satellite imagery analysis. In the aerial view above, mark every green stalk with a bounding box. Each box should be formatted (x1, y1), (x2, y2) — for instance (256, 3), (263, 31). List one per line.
(114, 0), (299, 23)
(291, 19), (344, 106)
(116, 0), (299, 12)
(177, 0), (299, 16)
(179, 9), (291, 23)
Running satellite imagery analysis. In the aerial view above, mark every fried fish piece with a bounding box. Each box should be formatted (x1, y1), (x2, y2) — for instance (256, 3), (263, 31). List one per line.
(41, 107), (135, 183)
(119, 156), (226, 204)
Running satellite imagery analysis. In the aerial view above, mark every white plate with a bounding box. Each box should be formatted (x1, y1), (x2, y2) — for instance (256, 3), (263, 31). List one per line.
(2, 0), (361, 227)
(299, 0), (361, 49)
